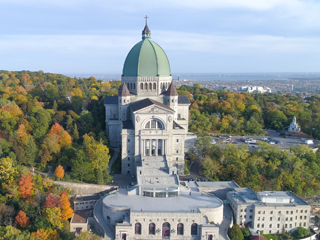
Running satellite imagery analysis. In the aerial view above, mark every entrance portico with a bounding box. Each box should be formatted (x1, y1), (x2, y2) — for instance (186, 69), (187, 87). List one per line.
(142, 139), (165, 156)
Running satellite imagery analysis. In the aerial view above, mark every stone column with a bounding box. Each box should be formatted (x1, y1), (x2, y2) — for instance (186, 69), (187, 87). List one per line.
(142, 139), (144, 156)
(155, 139), (158, 156)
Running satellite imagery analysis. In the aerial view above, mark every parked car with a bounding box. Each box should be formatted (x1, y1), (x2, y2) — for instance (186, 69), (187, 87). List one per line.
(245, 138), (257, 144)
(240, 137), (247, 142)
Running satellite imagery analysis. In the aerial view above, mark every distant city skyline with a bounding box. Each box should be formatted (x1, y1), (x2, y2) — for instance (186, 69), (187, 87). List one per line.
(1, 0), (320, 74)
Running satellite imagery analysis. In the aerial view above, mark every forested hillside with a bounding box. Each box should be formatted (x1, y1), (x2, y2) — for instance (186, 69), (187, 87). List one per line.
(0, 70), (119, 239)
(178, 83), (320, 138)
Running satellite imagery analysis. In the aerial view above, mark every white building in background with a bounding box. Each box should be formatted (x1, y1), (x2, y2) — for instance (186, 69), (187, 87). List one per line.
(102, 20), (223, 240)
(239, 86), (272, 94)
(227, 188), (310, 234)
(288, 116), (301, 132)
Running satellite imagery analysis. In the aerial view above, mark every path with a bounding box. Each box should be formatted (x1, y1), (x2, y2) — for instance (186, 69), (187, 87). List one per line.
(108, 148), (120, 173)
(219, 203), (232, 240)
(94, 197), (114, 240)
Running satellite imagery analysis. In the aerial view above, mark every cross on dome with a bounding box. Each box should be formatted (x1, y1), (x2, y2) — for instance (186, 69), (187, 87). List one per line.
(145, 15), (149, 25)
(142, 15), (151, 39)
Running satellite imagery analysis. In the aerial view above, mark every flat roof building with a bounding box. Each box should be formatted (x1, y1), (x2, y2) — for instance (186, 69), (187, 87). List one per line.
(227, 188), (311, 234)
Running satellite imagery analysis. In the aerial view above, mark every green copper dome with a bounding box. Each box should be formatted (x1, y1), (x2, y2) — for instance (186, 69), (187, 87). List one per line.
(122, 24), (171, 77)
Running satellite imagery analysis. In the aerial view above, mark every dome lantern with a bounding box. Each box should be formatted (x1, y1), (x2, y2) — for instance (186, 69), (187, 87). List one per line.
(142, 15), (151, 40)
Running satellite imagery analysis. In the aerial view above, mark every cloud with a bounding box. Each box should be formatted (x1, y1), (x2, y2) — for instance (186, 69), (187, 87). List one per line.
(156, 31), (320, 55)
(1, 31), (319, 57)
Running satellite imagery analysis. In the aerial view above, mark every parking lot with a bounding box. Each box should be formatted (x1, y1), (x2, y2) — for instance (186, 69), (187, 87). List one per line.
(211, 130), (318, 150)
(185, 130), (318, 152)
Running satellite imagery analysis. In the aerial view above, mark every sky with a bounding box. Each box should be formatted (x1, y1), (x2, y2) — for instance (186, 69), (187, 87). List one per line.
(0, 0), (320, 75)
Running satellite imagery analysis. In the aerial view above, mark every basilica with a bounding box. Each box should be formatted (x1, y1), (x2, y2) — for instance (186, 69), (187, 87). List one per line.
(102, 20), (224, 240)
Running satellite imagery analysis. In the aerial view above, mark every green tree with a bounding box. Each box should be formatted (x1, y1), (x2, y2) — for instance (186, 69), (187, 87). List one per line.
(73, 123), (79, 141)
(228, 224), (244, 240)
(0, 225), (30, 240)
(292, 227), (309, 238)
(24, 136), (38, 166)
(71, 96), (84, 114)
(29, 107), (51, 140)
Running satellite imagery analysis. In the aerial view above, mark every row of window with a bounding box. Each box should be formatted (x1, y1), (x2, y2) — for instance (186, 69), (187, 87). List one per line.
(241, 215), (308, 221)
(134, 222), (198, 236)
(257, 209), (308, 214)
(140, 83), (157, 91)
(257, 216), (308, 221)
(256, 222), (307, 229)
(75, 200), (97, 205)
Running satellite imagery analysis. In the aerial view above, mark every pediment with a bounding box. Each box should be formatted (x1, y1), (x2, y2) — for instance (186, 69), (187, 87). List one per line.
(136, 105), (173, 114)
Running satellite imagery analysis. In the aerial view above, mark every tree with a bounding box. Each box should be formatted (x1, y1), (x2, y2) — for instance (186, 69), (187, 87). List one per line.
(19, 173), (34, 199)
(29, 107), (51, 140)
(14, 210), (30, 228)
(292, 227), (309, 238)
(0, 225), (30, 240)
(71, 96), (84, 114)
(43, 193), (60, 209)
(54, 165), (64, 179)
(73, 123), (79, 141)
(0, 157), (17, 188)
(44, 207), (63, 229)
(30, 229), (60, 240)
(76, 231), (103, 240)
(24, 136), (38, 166)
(58, 191), (73, 220)
(228, 223), (244, 240)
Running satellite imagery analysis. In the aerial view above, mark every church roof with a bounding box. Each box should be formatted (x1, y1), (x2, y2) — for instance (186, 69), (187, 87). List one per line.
(130, 98), (173, 112)
(164, 82), (178, 96)
(122, 23), (171, 78)
(178, 96), (190, 104)
(104, 96), (118, 104)
(118, 82), (130, 96)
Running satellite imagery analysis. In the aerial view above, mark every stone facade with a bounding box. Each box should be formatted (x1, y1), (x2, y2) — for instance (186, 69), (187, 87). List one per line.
(227, 188), (311, 234)
(100, 22), (223, 240)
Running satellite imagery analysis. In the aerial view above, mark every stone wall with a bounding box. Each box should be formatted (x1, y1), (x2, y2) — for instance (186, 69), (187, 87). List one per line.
(53, 181), (114, 195)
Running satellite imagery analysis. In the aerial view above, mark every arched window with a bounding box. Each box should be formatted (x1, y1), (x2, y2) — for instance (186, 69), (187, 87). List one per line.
(149, 83), (152, 90)
(135, 222), (141, 235)
(133, 83), (136, 89)
(162, 222), (170, 237)
(130, 83), (132, 89)
(177, 223), (184, 235)
(145, 119), (164, 130)
(191, 223), (198, 235)
(140, 83), (143, 90)
(149, 223), (155, 235)
(153, 83), (156, 90)
(145, 83), (148, 90)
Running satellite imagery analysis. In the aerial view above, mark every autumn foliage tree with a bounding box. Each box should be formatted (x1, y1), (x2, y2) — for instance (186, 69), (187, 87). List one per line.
(54, 165), (64, 179)
(30, 229), (60, 240)
(14, 210), (30, 228)
(48, 123), (72, 147)
(58, 191), (73, 220)
(19, 173), (34, 199)
(43, 193), (60, 208)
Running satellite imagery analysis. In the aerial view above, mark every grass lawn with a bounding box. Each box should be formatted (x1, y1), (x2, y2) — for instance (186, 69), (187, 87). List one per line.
(262, 234), (280, 240)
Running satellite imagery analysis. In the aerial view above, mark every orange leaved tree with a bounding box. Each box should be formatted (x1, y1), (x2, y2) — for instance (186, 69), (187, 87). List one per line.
(15, 210), (30, 228)
(19, 173), (35, 199)
(54, 165), (64, 179)
(58, 191), (73, 220)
